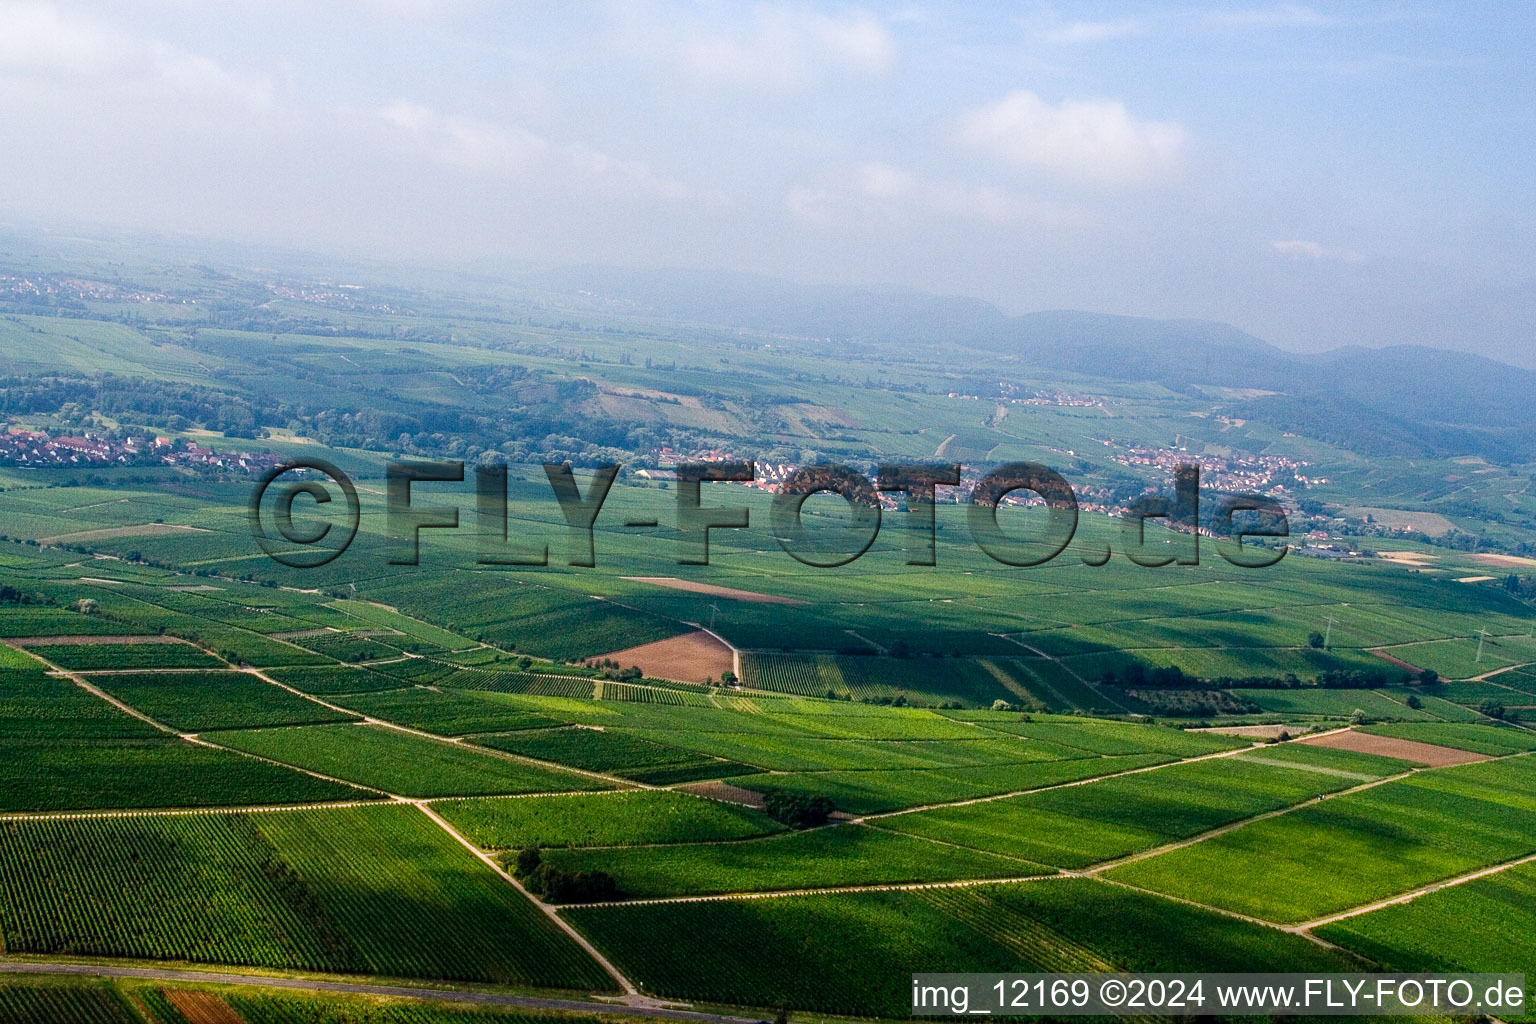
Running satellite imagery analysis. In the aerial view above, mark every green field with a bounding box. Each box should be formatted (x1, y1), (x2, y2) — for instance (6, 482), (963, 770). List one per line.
(543, 823), (1039, 898)
(566, 878), (1353, 1017)
(1317, 860), (1536, 1012)
(23, 641), (226, 670)
(332, 686), (563, 736)
(474, 726), (753, 782)
(1230, 687), (1439, 720)
(437, 790), (782, 849)
(881, 749), (1397, 867)
(731, 753), (1168, 815)
(89, 671), (356, 731)
(1107, 755), (1536, 922)
(214, 723), (609, 797)
(0, 804), (613, 988)
(0, 979), (138, 1024)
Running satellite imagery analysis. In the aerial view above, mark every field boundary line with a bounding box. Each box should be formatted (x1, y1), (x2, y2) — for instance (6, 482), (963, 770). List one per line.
(245, 666), (647, 791)
(7, 638), (399, 800)
(556, 873), (1065, 909)
(179, 731), (400, 798)
(858, 822), (1055, 870)
(0, 961), (757, 1023)
(411, 801), (644, 999)
(855, 729), (1354, 823)
(0, 799), (390, 823)
(1075, 766), (1420, 877)
(1085, 876), (1366, 958)
(1294, 849), (1536, 932)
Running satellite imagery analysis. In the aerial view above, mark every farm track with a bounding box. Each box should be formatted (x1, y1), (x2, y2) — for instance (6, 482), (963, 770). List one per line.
(854, 728), (1353, 823)
(1293, 848), (1536, 931)
(0, 962), (754, 1022)
(555, 872), (1065, 909)
(244, 666), (648, 791)
(413, 801), (643, 998)
(1071, 767), (1422, 877)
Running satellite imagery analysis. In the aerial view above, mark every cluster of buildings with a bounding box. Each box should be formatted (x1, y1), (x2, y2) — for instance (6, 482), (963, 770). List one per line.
(0, 274), (182, 304)
(945, 386), (1103, 408)
(265, 281), (401, 315)
(0, 428), (284, 473)
(1107, 444), (1324, 494)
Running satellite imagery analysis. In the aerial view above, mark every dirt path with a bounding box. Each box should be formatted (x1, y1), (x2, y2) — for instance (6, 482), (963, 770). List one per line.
(244, 667), (644, 791)
(1293, 849), (1536, 932)
(1075, 766), (1419, 878)
(855, 729), (1357, 824)
(563, 872), (1062, 909)
(413, 801), (644, 1000)
(0, 963), (754, 1023)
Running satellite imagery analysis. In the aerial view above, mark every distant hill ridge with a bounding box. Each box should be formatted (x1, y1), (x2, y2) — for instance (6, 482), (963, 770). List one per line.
(538, 267), (1536, 459)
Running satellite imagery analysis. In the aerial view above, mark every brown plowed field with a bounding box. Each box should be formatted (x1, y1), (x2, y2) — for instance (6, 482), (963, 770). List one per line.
(594, 629), (734, 683)
(1300, 729), (1491, 766)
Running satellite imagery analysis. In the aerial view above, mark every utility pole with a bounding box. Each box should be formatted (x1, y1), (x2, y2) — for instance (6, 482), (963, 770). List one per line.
(1476, 629), (1492, 663)
(709, 603), (720, 633)
(1323, 614), (1336, 649)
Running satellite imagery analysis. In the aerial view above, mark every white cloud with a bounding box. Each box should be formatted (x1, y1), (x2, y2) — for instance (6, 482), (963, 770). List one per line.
(787, 162), (1076, 229)
(956, 91), (1187, 189)
(0, 1), (273, 111)
(374, 99), (695, 202)
(1270, 239), (1365, 263)
(1038, 18), (1145, 44)
(377, 99), (547, 174)
(0, 2), (119, 76)
(675, 6), (896, 90)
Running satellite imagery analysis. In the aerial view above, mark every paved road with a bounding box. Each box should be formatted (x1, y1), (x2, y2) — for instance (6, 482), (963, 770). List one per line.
(0, 961), (766, 1024)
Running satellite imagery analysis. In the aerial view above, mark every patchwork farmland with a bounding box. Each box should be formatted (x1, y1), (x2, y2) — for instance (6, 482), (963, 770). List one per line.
(1, 531), (1533, 1020)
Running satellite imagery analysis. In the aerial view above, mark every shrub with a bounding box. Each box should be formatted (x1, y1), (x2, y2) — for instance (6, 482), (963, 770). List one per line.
(762, 790), (835, 829)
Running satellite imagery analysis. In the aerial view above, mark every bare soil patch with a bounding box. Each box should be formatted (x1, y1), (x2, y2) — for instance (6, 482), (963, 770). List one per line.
(1370, 649), (1426, 674)
(9, 634), (188, 646)
(1471, 552), (1536, 568)
(593, 629), (734, 684)
(164, 990), (245, 1024)
(1456, 575), (1498, 583)
(622, 576), (806, 605)
(1376, 550), (1438, 567)
(40, 523), (210, 544)
(1190, 724), (1297, 739)
(1344, 507), (1455, 537)
(1300, 729), (1491, 767)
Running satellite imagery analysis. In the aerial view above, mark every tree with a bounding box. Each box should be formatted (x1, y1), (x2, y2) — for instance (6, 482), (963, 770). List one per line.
(1405, 694), (1423, 709)
(720, 670), (738, 685)
(1307, 631), (1326, 649)
(513, 846), (542, 879)
(72, 597), (99, 615)
(991, 699), (1016, 712)
(761, 790), (835, 829)
(1418, 669), (1440, 686)
(1349, 708), (1368, 725)
(1480, 699), (1506, 720)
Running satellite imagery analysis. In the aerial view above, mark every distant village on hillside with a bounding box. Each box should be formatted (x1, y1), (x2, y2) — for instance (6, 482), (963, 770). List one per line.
(0, 427), (285, 473)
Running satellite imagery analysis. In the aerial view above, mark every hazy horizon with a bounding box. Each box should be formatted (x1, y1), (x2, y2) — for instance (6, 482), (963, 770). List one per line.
(1, 1), (1532, 363)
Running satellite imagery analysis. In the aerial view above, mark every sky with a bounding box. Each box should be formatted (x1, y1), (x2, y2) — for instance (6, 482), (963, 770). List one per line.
(1, 1), (1533, 363)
